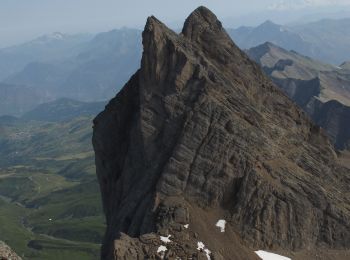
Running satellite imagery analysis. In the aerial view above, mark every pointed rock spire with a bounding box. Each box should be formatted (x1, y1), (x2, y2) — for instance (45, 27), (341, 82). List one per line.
(182, 6), (224, 41)
(93, 6), (350, 260)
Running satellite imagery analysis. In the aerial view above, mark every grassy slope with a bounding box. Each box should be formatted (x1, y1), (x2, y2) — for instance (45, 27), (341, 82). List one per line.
(0, 116), (104, 259)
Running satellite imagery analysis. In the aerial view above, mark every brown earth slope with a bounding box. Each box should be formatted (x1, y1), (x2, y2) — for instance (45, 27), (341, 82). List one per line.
(93, 6), (350, 260)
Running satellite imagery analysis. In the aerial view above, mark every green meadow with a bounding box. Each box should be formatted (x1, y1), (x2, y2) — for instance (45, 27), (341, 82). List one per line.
(0, 116), (104, 259)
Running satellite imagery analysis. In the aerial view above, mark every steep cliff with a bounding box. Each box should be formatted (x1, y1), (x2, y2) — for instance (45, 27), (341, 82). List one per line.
(93, 7), (350, 260)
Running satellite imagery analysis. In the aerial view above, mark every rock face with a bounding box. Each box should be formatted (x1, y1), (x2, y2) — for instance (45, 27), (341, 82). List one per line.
(0, 241), (22, 260)
(93, 6), (350, 260)
(248, 42), (350, 150)
(308, 99), (350, 149)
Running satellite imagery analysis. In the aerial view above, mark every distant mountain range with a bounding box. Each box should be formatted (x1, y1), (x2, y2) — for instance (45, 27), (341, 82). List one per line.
(229, 18), (350, 65)
(0, 32), (93, 81)
(0, 82), (48, 116)
(0, 29), (142, 116)
(228, 20), (314, 58)
(248, 42), (350, 149)
(2, 18), (350, 117)
(4, 28), (142, 101)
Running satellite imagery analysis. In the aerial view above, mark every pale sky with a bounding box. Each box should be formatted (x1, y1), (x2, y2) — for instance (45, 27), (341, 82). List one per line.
(1, 0), (350, 47)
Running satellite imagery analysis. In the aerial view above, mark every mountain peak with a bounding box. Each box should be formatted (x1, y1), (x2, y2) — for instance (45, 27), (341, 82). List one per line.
(144, 15), (165, 31)
(260, 19), (278, 27)
(256, 20), (286, 32)
(182, 6), (222, 40)
(93, 6), (350, 260)
(258, 41), (282, 51)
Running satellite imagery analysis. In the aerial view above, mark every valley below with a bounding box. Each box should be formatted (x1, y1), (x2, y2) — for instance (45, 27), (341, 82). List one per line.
(0, 114), (104, 259)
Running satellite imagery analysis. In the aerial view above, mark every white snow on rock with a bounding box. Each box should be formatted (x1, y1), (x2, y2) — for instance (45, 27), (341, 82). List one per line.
(197, 241), (205, 250)
(184, 224), (189, 229)
(204, 248), (211, 260)
(157, 245), (168, 253)
(255, 250), (291, 260)
(197, 242), (211, 260)
(215, 219), (226, 232)
(160, 235), (172, 243)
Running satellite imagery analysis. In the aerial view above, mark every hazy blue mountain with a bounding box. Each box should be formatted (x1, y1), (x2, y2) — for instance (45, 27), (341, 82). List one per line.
(292, 18), (350, 64)
(4, 19), (350, 117)
(4, 28), (142, 103)
(22, 98), (107, 122)
(0, 32), (93, 81)
(228, 20), (313, 55)
(230, 18), (350, 65)
(58, 28), (142, 101)
(0, 82), (50, 116)
(5, 62), (72, 90)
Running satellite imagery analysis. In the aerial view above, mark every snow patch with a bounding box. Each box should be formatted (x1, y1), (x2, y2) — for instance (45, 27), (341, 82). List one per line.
(51, 32), (64, 40)
(255, 250), (291, 260)
(197, 241), (205, 250)
(157, 245), (167, 253)
(197, 242), (211, 260)
(184, 224), (189, 229)
(204, 248), (211, 259)
(160, 235), (172, 243)
(215, 219), (226, 232)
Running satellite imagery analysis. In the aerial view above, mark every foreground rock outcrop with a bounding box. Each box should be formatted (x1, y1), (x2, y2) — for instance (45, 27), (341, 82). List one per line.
(0, 241), (22, 260)
(93, 6), (350, 259)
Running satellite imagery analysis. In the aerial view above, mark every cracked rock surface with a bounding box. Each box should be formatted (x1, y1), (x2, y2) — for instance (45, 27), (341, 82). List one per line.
(93, 6), (350, 260)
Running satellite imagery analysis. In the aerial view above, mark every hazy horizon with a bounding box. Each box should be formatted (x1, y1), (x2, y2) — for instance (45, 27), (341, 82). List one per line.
(2, 0), (350, 48)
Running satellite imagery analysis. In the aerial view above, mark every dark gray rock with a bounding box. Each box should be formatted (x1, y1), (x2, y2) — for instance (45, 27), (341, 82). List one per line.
(93, 6), (350, 260)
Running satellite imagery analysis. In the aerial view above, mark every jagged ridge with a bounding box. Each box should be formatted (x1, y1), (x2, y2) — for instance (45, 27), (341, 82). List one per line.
(93, 6), (350, 260)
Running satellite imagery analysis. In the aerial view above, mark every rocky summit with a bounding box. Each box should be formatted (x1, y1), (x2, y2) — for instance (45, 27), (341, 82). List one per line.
(93, 6), (350, 260)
